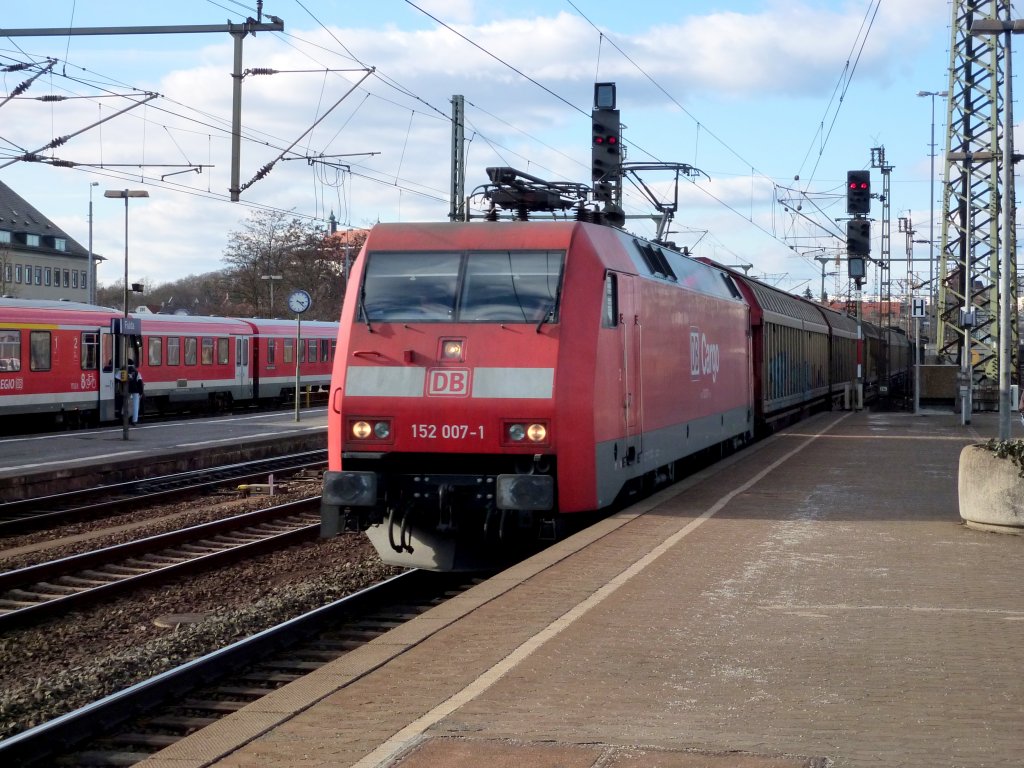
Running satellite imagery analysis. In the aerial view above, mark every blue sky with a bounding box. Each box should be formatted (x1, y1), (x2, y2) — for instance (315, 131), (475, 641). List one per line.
(0, 1), (954, 300)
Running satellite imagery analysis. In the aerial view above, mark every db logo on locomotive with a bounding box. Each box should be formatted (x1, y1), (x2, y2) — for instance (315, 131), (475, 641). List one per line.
(689, 326), (720, 384)
(427, 368), (471, 397)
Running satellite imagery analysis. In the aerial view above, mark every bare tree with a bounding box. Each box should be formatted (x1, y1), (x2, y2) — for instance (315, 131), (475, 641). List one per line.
(222, 209), (315, 316)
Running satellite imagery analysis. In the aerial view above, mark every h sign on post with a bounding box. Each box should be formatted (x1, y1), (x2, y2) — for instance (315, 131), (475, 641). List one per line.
(912, 298), (926, 318)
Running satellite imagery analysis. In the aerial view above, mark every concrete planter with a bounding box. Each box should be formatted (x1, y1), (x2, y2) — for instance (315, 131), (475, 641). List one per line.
(958, 444), (1024, 533)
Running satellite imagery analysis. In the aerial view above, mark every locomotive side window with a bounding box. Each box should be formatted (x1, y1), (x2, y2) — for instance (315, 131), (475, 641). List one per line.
(184, 337), (198, 366)
(167, 337), (181, 365)
(602, 273), (618, 328)
(81, 332), (99, 371)
(0, 330), (20, 371)
(148, 337), (162, 367)
(29, 330), (50, 371)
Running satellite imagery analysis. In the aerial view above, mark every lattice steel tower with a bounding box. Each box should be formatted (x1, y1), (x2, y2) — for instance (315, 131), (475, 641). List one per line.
(937, 0), (1017, 391)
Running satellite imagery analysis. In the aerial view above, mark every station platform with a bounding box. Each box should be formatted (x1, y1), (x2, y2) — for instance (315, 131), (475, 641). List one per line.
(0, 409), (328, 502)
(130, 409), (1023, 767)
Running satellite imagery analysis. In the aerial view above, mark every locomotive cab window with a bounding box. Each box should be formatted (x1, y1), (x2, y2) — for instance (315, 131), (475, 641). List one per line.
(360, 249), (564, 324)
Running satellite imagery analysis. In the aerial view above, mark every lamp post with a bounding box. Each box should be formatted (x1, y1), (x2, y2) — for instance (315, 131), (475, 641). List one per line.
(88, 182), (98, 304)
(968, 17), (1017, 440)
(813, 254), (836, 303)
(916, 89), (948, 360)
(104, 188), (149, 441)
(261, 274), (283, 316)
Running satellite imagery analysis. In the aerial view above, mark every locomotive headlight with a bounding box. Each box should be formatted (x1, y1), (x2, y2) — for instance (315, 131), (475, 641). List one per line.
(351, 419), (392, 441)
(440, 339), (464, 360)
(503, 421), (549, 445)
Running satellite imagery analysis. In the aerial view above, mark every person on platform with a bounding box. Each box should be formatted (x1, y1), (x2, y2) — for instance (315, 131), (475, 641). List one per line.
(127, 361), (144, 426)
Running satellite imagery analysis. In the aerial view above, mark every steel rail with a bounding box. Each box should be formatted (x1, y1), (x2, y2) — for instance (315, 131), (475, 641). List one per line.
(0, 570), (445, 767)
(0, 498), (321, 630)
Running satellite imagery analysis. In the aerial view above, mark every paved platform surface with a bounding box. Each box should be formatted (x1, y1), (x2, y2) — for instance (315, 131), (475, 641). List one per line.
(139, 409), (1022, 768)
(0, 408), (328, 500)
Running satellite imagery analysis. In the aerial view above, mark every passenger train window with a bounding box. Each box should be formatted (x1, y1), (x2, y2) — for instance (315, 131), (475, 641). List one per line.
(201, 337), (214, 365)
(81, 332), (99, 371)
(217, 338), (229, 365)
(0, 330), (21, 371)
(284, 338), (294, 364)
(148, 337), (162, 367)
(184, 337), (197, 366)
(167, 337), (181, 365)
(267, 338), (276, 366)
(29, 330), (50, 372)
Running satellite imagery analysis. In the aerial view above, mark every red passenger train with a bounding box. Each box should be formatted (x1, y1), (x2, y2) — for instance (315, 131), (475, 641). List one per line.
(321, 221), (910, 571)
(0, 298), (338, 428)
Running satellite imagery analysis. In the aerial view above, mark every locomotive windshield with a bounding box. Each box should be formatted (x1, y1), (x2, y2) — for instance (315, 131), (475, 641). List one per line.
(360, 250), (564, 323)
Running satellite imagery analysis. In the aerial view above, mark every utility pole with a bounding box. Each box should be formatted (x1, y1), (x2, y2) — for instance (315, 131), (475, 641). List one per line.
(450, 95), (466, 222)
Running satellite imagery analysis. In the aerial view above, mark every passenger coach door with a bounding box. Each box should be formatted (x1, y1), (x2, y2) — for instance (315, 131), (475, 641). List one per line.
(618, 274), (642, 450)
(236, 336), (251, 397)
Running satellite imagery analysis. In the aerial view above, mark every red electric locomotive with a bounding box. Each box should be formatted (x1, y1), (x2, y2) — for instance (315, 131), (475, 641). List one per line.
(321, 221), (753, 570)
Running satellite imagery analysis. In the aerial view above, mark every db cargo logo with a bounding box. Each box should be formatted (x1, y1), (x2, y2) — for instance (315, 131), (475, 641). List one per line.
(427, 368), (471, 397)
(689, 326), (720, 383)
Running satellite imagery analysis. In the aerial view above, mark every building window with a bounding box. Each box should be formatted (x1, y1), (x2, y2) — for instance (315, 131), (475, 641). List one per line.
(0, 230), (10, 244)
(80, 271), (88, 291)
(34, 266), (42, 285)
(63, 269), (70, 287)
(72, 271), (79, 288)
(26, 234), (40, 247)
(15, 265), (21, 283)
(55, 238), (66, 251)
(3, 264), (10, 283)
(44, 268), (52, 286)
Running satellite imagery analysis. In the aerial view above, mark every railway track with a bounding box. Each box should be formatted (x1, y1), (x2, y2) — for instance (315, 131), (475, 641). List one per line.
(0, 498), (321, 630)
(0, 569), (476, 767)
(0, 449), (327, 535)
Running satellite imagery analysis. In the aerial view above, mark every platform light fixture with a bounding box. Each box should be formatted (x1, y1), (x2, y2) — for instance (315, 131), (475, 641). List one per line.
(104, 188), (149, 441)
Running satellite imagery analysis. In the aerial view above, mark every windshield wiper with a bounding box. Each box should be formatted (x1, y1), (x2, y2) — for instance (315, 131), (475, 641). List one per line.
(358, 288), (373, 333)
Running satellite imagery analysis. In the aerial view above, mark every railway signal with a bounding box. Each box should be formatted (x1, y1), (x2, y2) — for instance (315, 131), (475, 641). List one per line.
(591, 108), (621, 201)
(847, 218), (871, 256)
(846, 170), (871, 215)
